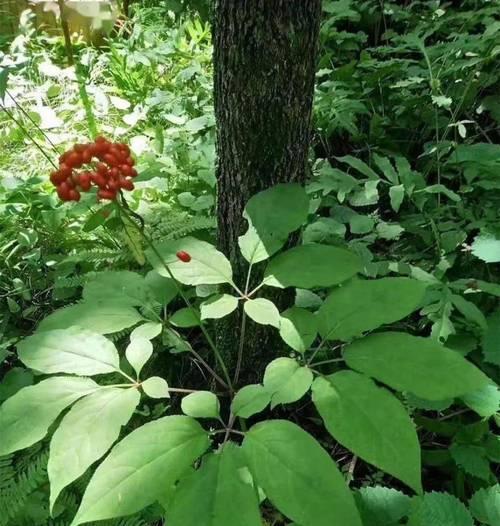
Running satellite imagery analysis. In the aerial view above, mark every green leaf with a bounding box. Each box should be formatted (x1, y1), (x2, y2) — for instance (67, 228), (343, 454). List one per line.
(239, 184), (309, 264)
(482, 310), (500, 366)
(408, 492), (473, 526)
(168, 443), (261, 526)
(147, 237), (233, 286)
(71, 416), (210, 525)
(83, 271), (148, 307)
(264, 244), (362, 289)
(279, 307), (318, 353)
(424, 184), (460, 202)
(336, 155), (379, 179)
(471, 235), (500, 263)
(130, 322), (163, 341)
(461, 384), (500, 418)
(355, 486), (412, 526)
(469, 484), (500, 525)
(181, 391), (220, 419)
(49, 387), (140, 511)
(38, 301), (143, 334)
(318, 278), (427, 341)
(244, 298), (280, 328)
(451, 295), (487, 330)
(144, 270), (178, 305)
(344, 332), (490, 400)
(200, 294), (239, 320)
(350, 215), (375, 234)
(18, 328), (120, 376)
(242, 420), (362, 526)
(0, 368), (33, 402)
(126, 337), (153, 377)
(231, 384), (271, 419)
(263, 358), (313, 408)
(170, 308), (200, 328)
(449, 444), (491, 480)
(142, 376), (170, 399)
(0, 377), (98, 456)
(312, 371), (422, 493)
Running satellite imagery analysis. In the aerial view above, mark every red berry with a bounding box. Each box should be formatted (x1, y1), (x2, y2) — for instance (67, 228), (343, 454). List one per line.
(98, 189), (117, 200)
(119, 143), (130, 155)
(59, 163), (72, 178)
(57, 181), (71, 201)
(96, 163), (109, 176)
(59, 152), (69, 164)
(74, 144), (87, 153)
(50, 170), (64, 185)
(108, 178), (120, 191)
(69, 189), (81, 201)
(126, 156), (135, 166)
(176, 251), (191, 263)
(120, 164), (133, 177)
(65, 152), (83, 169)
(130, 168), (138, 178)
(81, 148), (93, 164)
(79, 172), (92, 191)
(95, 136), (108, 144)
(103, 153), (119, 167)
(94, 142), (109, 156)
(120, 178), (134, 191)
(109, 167), (120, 179)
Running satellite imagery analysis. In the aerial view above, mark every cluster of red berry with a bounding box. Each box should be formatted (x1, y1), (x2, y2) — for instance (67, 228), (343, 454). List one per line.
(50, 137), (138, 202)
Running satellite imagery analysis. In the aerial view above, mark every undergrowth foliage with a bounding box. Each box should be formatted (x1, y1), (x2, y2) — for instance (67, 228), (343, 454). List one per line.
(0, 1), (499, 526)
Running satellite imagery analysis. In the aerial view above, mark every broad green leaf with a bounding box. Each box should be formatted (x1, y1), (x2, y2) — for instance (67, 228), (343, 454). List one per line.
(231, 384), (271, 419)
(201, 294), (239, 320)
(264, 244), (362, 289)
(18, 328), (120, 376)
(239, 184), (309, 264)
(451, 295), (487, 330)
(279, 307), (318, 353)
(449, 444), (491, 480)
(355, 486), (412, 526)
(350, 215), (375, 234)
(181, 391), (220, 419)
(318, 278), (427, 341)
(49, 387), (140, 511)
(389, 184), (405, 212)
(146, 237), (233, 286)
(482, 310), (500, 366)
(312, 371), (422, 493)
(0, 377), (98, 456)
(263, 358), (313, 408)
(126, 337), (153, 377)
(38, 301), (143, 334)
(168, 443), (261, 526)
(142, 377), (170, 399)
(242, 420), (362, 526)
(408, 492), (473, 526)
(344, 332), (490, 400)
(83, 271), (148, 307)
(336, 155), (379, 180)
(471, 235), (500, 263)
(144, 270), (178, 305)
(71, 416), (210, 525)
(469, 484), (500, 525)
(170, 308), (200, 328)
(244, 298), (280, 328)
(130, 322), (163, 341)
(461, 384), (500, 418)
(0, 368), (33, 402)
(373, 154), (398, 184)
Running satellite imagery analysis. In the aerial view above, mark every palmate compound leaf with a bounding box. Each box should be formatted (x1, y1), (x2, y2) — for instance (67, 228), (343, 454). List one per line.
(263, 244), (362, 289)
(312, 371), (422, 494)
(344, 332), (491, 400)
(0, 377), (98, 456)
(168, 443), (262, 526)
(242, 420), (362, 526)
(146, 236), (233, 286)
(38, 301), (143, 334)
(18, 327), (120, 376)
(71, 415), (211, 526)
(49, 387), (141, 511)
(238, 183), (310, 264)
(318, 277), (427, 341)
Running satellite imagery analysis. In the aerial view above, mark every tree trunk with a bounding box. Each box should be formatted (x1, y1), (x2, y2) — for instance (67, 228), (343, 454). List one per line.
(213, 0), (321, 384)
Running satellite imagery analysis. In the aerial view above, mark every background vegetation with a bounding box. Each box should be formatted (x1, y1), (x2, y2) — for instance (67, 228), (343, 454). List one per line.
(0, 1), (498, 525)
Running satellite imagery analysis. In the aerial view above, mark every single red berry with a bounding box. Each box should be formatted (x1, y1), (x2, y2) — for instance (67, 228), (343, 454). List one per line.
(95, 136), (108, 144)
(59, 152), (69, 164)
(94, 142), (109, 156)
(120, 178), (134, 191)
(50, 170), (64, 185)
(176, 251), (191, 263)
(81, 148), (93, 164)
(119, 143), (131, 155)
(74, 143), (87, 153)
(59, 163), (72, 178)
(120, 164), (133, 177)
(130, 168), (138, 178)
(125, 156), (135, 166)
(69, 189), (81, 201)
(103, 153), (119, 167)
(98, 189), (117, 200)
(65, 152), (83, 169)
(79, 172), (92, 191)
(108, 178), (120, 191)
(96, 162), (109, 176)
(109, 167), (120, 179)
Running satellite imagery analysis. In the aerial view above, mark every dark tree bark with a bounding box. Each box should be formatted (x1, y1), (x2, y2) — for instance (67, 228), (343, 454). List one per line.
(213, 0), (322, 383)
